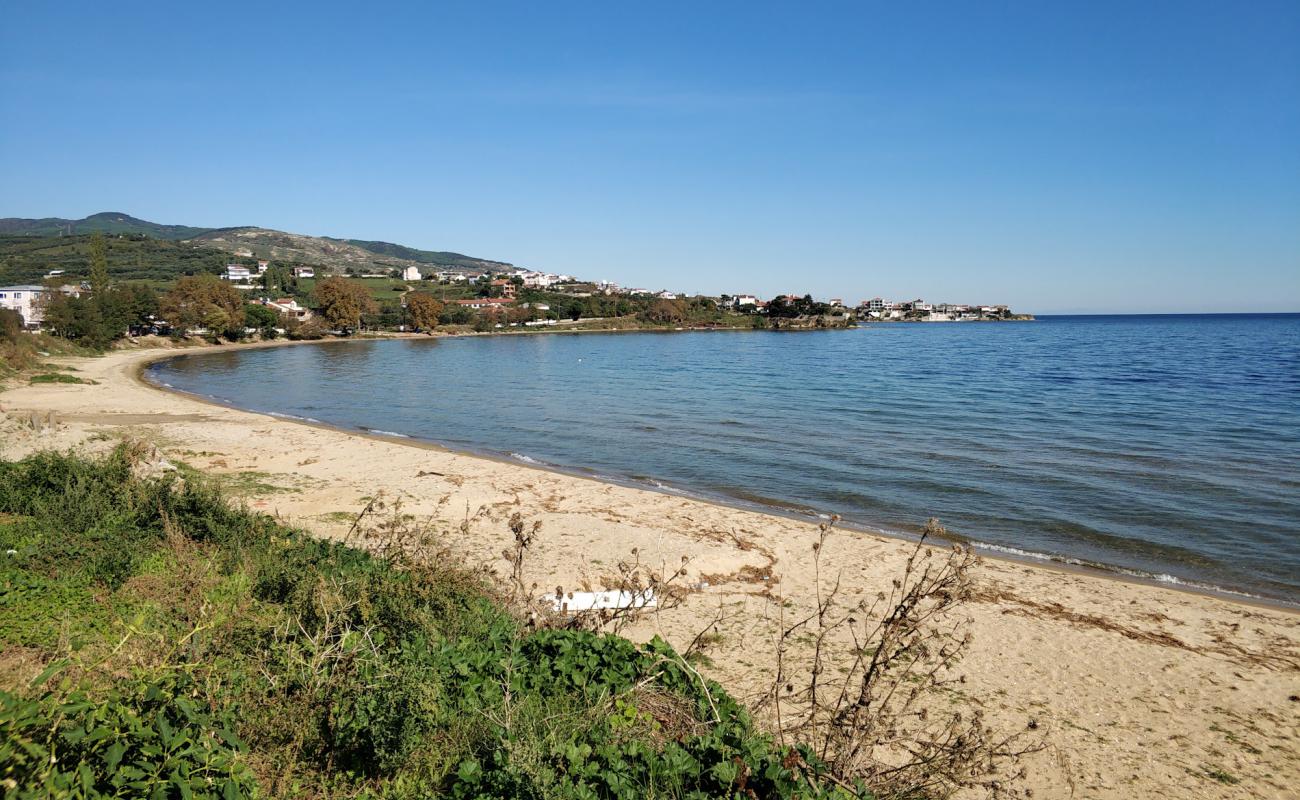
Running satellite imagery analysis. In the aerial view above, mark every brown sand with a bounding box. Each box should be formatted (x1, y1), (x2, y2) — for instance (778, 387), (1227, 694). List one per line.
(2, 341), (1297, 799)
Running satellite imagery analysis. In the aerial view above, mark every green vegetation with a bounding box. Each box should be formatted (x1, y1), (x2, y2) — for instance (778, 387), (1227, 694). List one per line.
(313, 277), (379, 332)
(0, 211), (215, 240)
(159, 274), (246, 342)
(0, 448), (865, 799)
(0, 234), (229, 285)
(297, 277), (412, 302)
(0, 315), (93, 378)
(332, 238), (512, 271)
(28, 372), (94, 385)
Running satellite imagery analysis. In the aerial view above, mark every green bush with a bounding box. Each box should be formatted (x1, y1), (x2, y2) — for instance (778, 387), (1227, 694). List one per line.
(0, 672), (255, 799)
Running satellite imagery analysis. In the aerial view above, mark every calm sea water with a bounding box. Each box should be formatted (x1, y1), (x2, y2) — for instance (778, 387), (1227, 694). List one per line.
(149, 315), (1300, 603)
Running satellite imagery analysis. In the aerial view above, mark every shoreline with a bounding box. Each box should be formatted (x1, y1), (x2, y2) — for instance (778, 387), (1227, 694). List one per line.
(137, 337), (1296, 613)
(4, 341), (1299, 799)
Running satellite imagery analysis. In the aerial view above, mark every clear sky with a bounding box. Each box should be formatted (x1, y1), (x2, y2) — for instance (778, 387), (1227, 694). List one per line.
(2, 1), (1297, 313)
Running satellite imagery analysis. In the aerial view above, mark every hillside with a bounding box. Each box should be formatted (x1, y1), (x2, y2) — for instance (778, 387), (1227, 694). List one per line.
(333, 237), (512, 271)
(0, 234), (229, 284)
(0, 212), (214, 240)
(189, 227), (508, 276)
(0, 213), (515, 278)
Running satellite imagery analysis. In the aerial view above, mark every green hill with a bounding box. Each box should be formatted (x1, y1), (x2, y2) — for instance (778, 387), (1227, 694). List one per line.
(0, 234), (230, 285)
(0, 212), (215, 241)
(0, 213), (517, 277)
(334, 237), (513, 270)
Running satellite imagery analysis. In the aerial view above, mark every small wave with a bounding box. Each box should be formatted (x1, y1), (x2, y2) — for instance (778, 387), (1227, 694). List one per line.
(365, 429), (410, 438)
(1108, 567), (1266, 601)
(510, 452), (543, 465)
(268, 411), (306, 421)
(971, 542), (1268, 602)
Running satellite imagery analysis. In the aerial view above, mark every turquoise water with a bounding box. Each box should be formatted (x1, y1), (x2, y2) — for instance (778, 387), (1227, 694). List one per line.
(149, 315), (1300, 603)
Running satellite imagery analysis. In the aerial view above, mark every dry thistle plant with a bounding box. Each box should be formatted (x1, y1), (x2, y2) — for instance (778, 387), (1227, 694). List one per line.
(348, 494), (444, 564)
(758, 518), (1039, 799)
(492, 510), (694, 635)
(503, 511), (544, 610)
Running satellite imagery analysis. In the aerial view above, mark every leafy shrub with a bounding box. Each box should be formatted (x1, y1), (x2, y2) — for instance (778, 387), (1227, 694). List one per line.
(0, 671), (255, 799)
(0, 307), (21, 342)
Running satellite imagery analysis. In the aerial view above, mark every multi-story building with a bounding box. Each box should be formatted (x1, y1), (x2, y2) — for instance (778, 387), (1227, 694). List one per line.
(223, 264), (253, 282)
(0, 285), (48, 328)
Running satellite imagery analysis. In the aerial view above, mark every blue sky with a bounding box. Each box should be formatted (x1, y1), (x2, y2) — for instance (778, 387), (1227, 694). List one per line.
(2, 1), (1297, 313)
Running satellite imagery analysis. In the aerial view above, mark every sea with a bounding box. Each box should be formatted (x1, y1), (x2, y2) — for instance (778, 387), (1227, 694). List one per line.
(148, 314), (1300, 605)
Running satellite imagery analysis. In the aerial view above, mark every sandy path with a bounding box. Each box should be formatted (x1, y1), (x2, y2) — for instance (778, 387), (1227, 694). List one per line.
(2, 342), (1297, 799)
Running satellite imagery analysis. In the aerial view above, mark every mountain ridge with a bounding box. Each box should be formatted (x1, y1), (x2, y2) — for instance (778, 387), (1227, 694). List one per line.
(0, 211), (216, 240)
(0, 212), (512, 274)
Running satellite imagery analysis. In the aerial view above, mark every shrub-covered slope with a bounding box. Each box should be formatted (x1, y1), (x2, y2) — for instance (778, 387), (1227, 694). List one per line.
(0, 448), (866, 799)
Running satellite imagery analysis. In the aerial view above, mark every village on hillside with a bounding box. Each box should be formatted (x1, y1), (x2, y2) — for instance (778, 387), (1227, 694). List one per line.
(1, 244), (1028, 341)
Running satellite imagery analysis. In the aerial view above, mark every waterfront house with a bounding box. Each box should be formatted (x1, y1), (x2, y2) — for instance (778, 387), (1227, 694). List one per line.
(264, 297), (311, 321)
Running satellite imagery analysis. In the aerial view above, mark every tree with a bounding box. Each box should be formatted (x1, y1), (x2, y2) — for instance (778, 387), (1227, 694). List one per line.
(160, 275), (246, 340)
(0, 308), (22, 342)
(88, 232), (110, 295)
(260, 263), (295, 295)
(404, 293), (444, 333)
(642, 299), (686, 324)
(114, 283), (159, 333)
(312, 276), (376, 333)
(244, 303), (281, 339)
(41, 292), (104, 345)
(38, 279), (157, 348)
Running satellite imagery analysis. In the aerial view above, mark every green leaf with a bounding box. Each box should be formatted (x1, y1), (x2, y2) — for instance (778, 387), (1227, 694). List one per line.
(105, 740), (127, 771)
(26, 659), (70, 690)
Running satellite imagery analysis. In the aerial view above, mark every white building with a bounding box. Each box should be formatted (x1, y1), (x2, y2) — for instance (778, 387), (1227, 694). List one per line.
(0, 285), (48, 328)
(520, 271), (560, 288)
(734, 294), (758, 307)
(292, 266), (315, 278)
(401, 266), (422, 281)
(223, 264), (253, 282)
(655, 290), (678, 300)
(264, 297), (311, 321)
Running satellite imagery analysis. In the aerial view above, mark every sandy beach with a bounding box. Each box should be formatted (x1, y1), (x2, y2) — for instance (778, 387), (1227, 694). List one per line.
(2, 340), (1297, 799)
